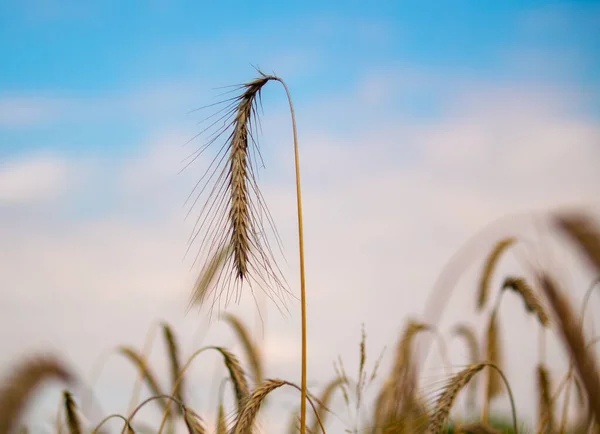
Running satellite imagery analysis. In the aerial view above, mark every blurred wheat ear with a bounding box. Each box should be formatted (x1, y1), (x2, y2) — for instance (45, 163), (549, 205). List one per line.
(0, 355), (74, 434)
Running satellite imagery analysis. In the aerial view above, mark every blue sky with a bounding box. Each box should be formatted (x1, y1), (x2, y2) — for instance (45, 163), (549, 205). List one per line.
(1, 1), (600, 432)
(1, 1), (599, 157)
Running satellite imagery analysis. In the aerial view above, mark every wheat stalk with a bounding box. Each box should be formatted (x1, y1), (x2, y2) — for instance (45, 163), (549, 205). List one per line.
(309, 377), (345, 434)
(123, 395), (183, 434)
(451, 323), (481, 411)
(187, 70), (309, 433)
(158, 345), (248, 434)
(536, 363), (554, 434)
(580, 276), (600, 331)
(91, 415), (134, 434)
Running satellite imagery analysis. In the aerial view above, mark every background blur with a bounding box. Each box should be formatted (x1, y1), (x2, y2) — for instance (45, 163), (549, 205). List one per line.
(1, 1), (599, 432)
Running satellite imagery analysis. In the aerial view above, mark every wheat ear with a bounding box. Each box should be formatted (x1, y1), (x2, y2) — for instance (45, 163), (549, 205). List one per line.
(538, 273), (600, 424)
(477, 237), (516, 310)
(158, 346), (248, 434)
(183, 407), (206, 434)
(554, 213), (600, 274)
(187, 71), (309, 433)
(223, 313), (263, 385)
(231, 379), (324, 434)
(427, 363), (517, 434)
(482, 311), (503, 424)
(161, 322), (185, 413)
(117, 347), (167, 411)
(0, 355), (73, 434)
(502, 276), (550, 327)
(63, 391), (82, 434)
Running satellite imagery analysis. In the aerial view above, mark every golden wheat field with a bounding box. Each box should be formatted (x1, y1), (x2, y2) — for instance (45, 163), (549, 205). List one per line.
(2, 73), (600, 434)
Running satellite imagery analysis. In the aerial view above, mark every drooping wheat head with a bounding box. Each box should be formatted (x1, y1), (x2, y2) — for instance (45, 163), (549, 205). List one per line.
(502, 276), (550, 327)
(183, 407), (207, 434)
(118, 347), (167, 412)
(187, 70), (311, 434)
(185, 73), (292, 314)
(538, 273), (600, 425)
(231, 379), (287, 434)
(426, 364), (486, 434)
(0, 355), (73, 434)
(477, 237), (516, 311)
(161, 322), (185, 414)
(63, 391), (82, 434)
(554, 212), (600, 274)
(223, 313), (263, 385)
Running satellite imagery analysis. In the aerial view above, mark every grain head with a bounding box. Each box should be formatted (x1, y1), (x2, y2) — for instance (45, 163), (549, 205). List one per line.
(554, 212), (600, 274)
(502, 276), (550, 327)
(426, 364), (486, 434)
(213, 347), (250, 414)
(231, 379), (287, 434)
(161, 322), (185, 413)
(484, 312), (503, 401)
(0, 355), (73, 434)
(185, 73), (292, 314)
(477, 237), (516, 311)
(538, 273), (600, 424)
(223, 313), (263, 385)
(63, 391), (82, 434)
(117, 346), (167, 411)
(183, 407), (206, 434)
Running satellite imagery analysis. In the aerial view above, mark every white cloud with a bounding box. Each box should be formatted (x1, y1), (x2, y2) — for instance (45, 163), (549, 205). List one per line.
(0, 154), (71, 204)
(1, 75), (599, 433)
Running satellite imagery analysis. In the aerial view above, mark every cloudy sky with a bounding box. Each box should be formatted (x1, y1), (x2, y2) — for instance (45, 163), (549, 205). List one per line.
(1, 0), (600, 432)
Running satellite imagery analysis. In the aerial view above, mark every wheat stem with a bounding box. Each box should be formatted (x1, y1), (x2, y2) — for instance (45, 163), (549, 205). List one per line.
(270, 76), (309, 434)
(91, 414), (132, 434)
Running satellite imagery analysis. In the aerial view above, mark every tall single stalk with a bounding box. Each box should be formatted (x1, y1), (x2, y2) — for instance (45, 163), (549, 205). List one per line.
(186, 72), (309, 433)
(275, 77), (309, 434)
